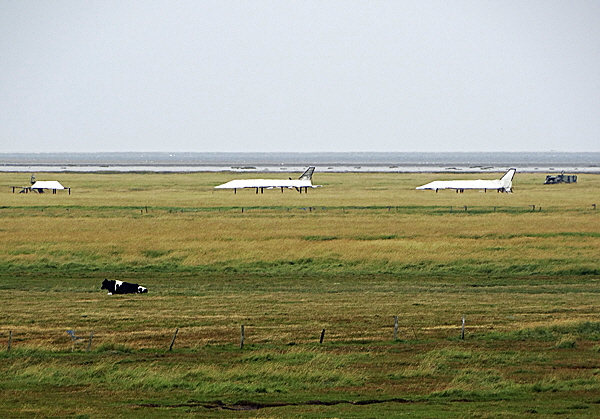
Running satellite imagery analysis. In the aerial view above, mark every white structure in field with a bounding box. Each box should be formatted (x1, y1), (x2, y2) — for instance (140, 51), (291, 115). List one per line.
(13, 180), (70, 194)
(215, 167), (321, 194)
(416, 168), (516, 193)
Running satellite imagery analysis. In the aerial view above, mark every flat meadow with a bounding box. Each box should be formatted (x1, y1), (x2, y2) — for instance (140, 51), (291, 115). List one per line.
(0, 170), (599, 418)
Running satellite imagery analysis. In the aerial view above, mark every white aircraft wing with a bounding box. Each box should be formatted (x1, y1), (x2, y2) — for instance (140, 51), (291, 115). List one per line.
(416, 179), (504, 190)
(214, 179), (318, 189)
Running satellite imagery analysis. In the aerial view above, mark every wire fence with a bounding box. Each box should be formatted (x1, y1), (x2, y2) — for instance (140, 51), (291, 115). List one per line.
(5, 315), (481, 353)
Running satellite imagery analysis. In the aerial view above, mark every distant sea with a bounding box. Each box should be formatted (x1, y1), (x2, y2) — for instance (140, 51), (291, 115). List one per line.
(0, 152), (598, 173)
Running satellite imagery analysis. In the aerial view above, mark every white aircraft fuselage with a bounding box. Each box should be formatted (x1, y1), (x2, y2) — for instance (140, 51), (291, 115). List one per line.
(416, 168), (516, 193)
(215, 167), (321, 194)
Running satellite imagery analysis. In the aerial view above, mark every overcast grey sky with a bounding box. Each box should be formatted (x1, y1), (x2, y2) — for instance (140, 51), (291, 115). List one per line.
(1, 1), (598, 153)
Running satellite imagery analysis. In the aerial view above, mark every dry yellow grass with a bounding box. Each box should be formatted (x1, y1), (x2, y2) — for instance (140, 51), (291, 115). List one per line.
(2, 170), (599, 208)
(2, 274), (599, 351)
(1, 211), (597, 269)
(1, 171), (598, 270)
(1, 170), (600, 418)
(1, 171), (598, 349)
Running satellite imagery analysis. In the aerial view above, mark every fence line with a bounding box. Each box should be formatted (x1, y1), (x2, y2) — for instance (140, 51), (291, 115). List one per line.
(4, 204), (598, 218)
(6, 316), (472, 353)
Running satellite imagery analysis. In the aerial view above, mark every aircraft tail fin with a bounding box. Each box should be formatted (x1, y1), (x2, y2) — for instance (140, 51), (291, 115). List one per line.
(500, 168), (516, 193)
(501, 168), (516, 182)
(299, 167), (315, 181)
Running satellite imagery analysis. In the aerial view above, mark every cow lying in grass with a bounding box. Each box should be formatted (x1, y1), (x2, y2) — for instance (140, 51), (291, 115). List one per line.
(101, 279), (148, 295)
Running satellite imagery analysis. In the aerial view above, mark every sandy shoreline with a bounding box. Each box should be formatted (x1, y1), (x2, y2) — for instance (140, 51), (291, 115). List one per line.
(0, 163), (598, 174)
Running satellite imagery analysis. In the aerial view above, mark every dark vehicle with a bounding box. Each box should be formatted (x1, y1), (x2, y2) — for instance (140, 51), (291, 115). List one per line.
(544, 171), (577, 184)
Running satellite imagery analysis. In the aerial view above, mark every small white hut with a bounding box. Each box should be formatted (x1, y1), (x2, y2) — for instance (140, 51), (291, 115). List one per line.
(13, 181), (71, 194)
(31, 181), (70, 194)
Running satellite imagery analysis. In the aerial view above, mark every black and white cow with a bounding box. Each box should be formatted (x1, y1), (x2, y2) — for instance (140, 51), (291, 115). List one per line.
(101, 279), (148, 295)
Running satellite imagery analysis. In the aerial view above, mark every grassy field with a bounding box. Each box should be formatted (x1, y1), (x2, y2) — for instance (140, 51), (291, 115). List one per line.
(1, 170), (599, 418)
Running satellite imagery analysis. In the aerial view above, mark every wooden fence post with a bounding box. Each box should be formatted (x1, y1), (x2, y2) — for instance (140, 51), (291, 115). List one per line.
(240, 325), (245, 349)
(7, 331), (12, 352)
(319, 329), (326, 344)
(169, 328), (179, 351)
(393, 316), (399, 340)
(86, 332), (94, 352)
